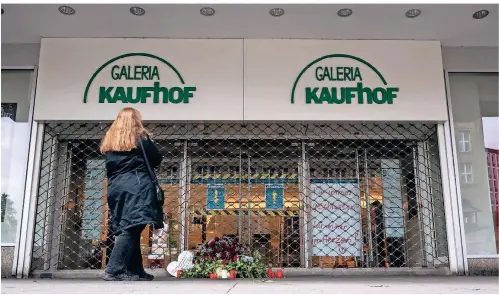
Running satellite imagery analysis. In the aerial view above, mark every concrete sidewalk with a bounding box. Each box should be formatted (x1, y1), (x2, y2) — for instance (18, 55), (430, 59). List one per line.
(1, 276), (498, 294)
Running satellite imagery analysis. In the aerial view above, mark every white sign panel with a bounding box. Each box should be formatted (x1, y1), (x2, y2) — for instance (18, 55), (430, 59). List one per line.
(381, 159), (405, 238)
(34, 38), (244, 121)
(311, 180), (362, 257)
(244, 39), (448, 121)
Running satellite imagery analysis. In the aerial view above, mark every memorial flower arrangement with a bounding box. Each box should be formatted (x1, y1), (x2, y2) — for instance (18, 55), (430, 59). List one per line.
(180, 235), (267, 279)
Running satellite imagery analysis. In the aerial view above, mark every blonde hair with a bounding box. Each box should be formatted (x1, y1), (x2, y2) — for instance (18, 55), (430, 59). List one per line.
(100, 107), (149, 154)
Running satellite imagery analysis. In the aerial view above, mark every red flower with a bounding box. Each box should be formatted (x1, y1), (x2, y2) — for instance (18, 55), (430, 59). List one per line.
(233, 256), (239, 262)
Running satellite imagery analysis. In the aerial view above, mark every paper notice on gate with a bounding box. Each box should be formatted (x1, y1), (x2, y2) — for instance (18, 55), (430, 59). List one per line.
(310, 180), (362, 257)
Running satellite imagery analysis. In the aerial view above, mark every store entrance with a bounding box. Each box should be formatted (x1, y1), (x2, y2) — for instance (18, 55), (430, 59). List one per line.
(32, 122), (448, 273)
(187, 139), (302, 267)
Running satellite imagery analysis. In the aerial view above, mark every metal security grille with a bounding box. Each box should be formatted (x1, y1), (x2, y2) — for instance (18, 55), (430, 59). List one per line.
(31, 122), (449, 272)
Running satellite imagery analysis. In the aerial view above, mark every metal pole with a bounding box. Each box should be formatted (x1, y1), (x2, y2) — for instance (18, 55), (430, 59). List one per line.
(355, 149), (364, 267)
(238, 149), (242, 241)
(301, 141), (310, 268)
(364, 150), (373, 267)
(179, 140), (188, 251)
(247, 153), (251, 244)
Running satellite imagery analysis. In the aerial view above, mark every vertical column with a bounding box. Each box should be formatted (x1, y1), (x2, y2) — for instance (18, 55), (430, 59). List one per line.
(179, 140), (188, 251)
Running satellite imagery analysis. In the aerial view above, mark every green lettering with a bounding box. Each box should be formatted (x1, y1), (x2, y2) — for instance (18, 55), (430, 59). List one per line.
(344, 67), (351, 81)
(315, 67), (324, 81)
(386, 87), (398, 104)
(320, 87), (332, 103)
(356, 82), (372, 104)
(111, 66), (120, 80)
(305, 87), (321, 104)
(119, 66), (128, 80)
(353, 67), (362, 81)
(345, 88), (356, 104)
(183, 87), (196, 103)
(169, 87), (184, 104)
(99, 87), (114, 103)
(324, 67), (332, 81)
(134, 66), (141, 80)
(153, 82), (168, 103)
(151, 66), (160, 80)
(142, 87), (154, 103)
(114, 87), (128, 103)
(142, 66), (150, 80)
(336, 67), (344, 81)
(127, 87), (141, 103)
(372, 88), (387, 104)
(331, 88), (345, 104)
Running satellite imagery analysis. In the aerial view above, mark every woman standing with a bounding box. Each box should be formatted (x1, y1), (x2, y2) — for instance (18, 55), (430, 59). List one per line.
(100, 107), (164, 281)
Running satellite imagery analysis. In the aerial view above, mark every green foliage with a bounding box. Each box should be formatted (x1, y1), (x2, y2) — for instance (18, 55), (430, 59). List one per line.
(180, 236), (268, 279)
(180, 257), (267, 279)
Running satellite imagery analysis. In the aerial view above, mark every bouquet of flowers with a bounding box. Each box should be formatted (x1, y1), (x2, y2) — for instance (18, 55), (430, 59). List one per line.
(195, 235), (250, 262)
(181, 235), (267, 279)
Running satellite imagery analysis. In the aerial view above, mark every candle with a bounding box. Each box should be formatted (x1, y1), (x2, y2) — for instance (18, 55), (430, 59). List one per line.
(276, 269), (283, 279)
(229, 270), (236, 280)
(177, 270), (183, 278)
(267, 269), (273, 278)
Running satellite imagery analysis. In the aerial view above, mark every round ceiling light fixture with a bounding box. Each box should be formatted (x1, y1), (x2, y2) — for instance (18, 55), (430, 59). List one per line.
(58, 5), (75, 15)
(337, 8), (353, 17)
(200, 7), (215, 16)
(473, 9), (489, 19)
(405, 9), (421, 18)
(130, 6), (145, 16)
(269, 8), (285, 17)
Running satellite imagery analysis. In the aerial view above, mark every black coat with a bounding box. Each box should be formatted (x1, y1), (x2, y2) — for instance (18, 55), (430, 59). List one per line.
(105, 137), (164, 235)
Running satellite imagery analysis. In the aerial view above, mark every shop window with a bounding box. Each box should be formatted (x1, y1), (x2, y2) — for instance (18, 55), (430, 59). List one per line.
(459, 163), (474, 184)
(1, 69), (34, 245)
(457, 131), (472, 153)
(449, 73), (499, 255)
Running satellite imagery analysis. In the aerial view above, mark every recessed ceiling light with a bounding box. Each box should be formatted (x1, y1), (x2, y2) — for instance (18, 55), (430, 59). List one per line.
(58, 5), (75, 15)
(337, 8), (353, 17)
(405, 9), (421, 18)
(473, 10), (489, 19)
(130, 6), (145, 16)
(269, 8), (285, 17)
(200, 7), (215, 16)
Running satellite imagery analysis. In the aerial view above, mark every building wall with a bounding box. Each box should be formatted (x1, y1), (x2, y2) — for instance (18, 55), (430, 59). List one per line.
(1, 43), (40, 67)
(441, 46), (499, 72)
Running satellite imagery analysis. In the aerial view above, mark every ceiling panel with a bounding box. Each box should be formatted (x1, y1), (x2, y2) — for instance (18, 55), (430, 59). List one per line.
(1, 4), (498, 46)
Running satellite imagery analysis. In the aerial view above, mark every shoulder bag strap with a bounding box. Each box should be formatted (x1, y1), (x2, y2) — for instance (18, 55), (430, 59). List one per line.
(138, 139), (160, 186)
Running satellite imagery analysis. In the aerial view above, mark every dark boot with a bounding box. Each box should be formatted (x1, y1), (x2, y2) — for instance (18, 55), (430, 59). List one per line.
(103, 272), (140, 281)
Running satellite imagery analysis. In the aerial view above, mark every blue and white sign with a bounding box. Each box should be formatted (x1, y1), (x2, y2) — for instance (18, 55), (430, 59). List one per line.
(310, 180), (362, 257)
(207, 184), (225, 210)
(265, 184), (284, 210)
(381, 159), (405, 238)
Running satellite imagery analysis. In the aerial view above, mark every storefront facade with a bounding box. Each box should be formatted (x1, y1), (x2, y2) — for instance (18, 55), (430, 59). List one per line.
(1, 25), (497, 278)
(5, 37), (475, 278)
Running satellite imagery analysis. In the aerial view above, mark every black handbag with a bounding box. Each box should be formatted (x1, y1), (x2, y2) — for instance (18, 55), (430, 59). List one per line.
(138, 139), (165, 206)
